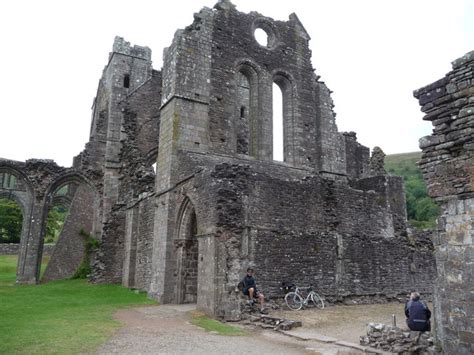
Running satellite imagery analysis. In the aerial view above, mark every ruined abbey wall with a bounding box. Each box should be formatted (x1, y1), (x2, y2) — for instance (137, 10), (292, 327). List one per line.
(414, 50), (474, 354)
(1, 0), (436, 321)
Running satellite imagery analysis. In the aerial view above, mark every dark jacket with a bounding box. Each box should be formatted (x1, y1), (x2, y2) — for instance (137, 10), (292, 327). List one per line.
(405, 299), (431, 331)
(242, 275), (256, 290)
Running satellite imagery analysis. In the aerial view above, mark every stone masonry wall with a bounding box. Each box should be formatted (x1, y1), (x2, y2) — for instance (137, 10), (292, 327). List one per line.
(162, 153), (435, 318)
(207, 2), (349, 173)
(414, 50), (474, 354)
(122, 193), (155, 290)
(133, 195), (155, 290)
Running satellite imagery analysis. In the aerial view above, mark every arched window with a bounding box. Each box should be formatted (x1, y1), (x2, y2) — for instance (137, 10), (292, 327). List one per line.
(236, 66), (258, 157)
(273, 74), (295, 164)
(0, 172), (17, 189)
(123, 74), (130, 88)
(272, 83), (284, 161)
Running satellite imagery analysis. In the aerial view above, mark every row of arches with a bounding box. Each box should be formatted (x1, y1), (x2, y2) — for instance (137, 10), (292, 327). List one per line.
(0, 165), (99, 284)
(235, 62), (295, 164)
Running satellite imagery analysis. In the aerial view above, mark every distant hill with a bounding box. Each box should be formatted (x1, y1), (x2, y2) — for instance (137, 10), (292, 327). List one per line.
(385, 151), (439, 229)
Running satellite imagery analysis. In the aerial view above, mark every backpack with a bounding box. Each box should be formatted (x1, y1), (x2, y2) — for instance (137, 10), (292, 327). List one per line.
(281, 281), (295, 294)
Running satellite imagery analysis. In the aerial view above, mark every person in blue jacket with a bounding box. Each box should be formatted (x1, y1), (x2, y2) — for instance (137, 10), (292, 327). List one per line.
(241, 267), (265, 312)
(405, 292), (431, 331)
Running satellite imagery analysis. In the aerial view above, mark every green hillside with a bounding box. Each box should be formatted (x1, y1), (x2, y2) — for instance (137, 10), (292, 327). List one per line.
(385, 151), (439, 229)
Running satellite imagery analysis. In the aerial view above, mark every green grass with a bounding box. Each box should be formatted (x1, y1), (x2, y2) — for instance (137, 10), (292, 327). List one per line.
(190, 311), (246, 336)
(0, 255), (155, 354)
(0, 254), (50, 286)
(0, 254), (18, 286)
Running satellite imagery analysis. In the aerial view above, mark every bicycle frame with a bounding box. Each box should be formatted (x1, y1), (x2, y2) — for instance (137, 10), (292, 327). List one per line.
(294, 286), (314, 306)
(284, 284), (325, 310)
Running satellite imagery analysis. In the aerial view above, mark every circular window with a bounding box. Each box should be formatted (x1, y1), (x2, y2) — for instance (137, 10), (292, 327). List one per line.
(254, 28), (268, 47)
(253, 18), (279, 49)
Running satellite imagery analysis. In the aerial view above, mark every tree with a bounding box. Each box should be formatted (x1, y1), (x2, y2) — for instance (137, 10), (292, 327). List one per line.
(0, 198), (22, 243)
(385, 152), (439, 229)
(44, 206), (68, 244)
(415, 197), (440, 222)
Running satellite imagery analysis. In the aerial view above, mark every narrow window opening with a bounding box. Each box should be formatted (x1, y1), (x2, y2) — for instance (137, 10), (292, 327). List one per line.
(273, 83), (284, 162)
(1, 173), (17, 189)
(123, 74), (130, 88)
(236, 71), (251, 155)
(240, 106), (246, 118)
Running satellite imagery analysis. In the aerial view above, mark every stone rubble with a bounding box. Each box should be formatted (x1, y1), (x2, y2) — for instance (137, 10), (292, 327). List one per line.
(360, 323), (436, 354)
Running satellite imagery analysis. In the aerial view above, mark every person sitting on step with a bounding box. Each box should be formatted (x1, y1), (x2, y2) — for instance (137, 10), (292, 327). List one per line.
(241, 267), (266, 313)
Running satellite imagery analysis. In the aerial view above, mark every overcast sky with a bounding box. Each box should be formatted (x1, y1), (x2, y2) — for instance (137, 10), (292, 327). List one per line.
(1, 0), (472, 167)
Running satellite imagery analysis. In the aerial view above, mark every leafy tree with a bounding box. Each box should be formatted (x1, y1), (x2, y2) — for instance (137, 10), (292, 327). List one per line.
(385, 152), (439, 229)
(415, 197), (440, 222)
(44, 206), (68, 244)
(0, 198), (23, 243)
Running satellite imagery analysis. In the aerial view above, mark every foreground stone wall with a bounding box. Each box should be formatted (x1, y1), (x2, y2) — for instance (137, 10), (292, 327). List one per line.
(194, 159), (434, 304)
(414, 50), (474, 354)
(127, 150), (434, 318)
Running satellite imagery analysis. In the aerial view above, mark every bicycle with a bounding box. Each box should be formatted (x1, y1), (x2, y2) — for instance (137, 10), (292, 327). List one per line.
(284, 285), (325, 311)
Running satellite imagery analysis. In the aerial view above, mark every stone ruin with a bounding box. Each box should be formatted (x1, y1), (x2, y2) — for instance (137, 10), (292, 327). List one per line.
(360, 323), (435, 353)
(1, 0), (436, 319)
(414, 50), (474, 354)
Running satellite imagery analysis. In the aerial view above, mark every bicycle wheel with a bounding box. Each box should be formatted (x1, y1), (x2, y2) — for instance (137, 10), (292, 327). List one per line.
(285, 292), (303, 310)
(310, 292), (325, 309)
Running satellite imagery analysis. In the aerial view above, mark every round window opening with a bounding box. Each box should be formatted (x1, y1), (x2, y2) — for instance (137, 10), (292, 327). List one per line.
(254, 28), (269, 47)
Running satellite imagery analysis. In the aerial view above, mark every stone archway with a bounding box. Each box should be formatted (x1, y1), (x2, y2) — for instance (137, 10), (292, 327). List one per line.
(0, 168), (35, 283)
(41, 173), (100, 282)
(175, 198), (198, 304)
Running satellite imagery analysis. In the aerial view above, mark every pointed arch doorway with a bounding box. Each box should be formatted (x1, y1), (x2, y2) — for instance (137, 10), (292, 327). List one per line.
(175, 198), (198, 303)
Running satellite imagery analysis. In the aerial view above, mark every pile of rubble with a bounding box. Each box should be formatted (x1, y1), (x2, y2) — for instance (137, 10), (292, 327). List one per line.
(241, 315), (302, 331)
(360, 323), (437, 354)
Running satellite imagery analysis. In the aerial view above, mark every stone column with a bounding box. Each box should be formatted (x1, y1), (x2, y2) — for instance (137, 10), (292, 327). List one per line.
(414, 50), (474, 354)
(16, 198), (47, 284)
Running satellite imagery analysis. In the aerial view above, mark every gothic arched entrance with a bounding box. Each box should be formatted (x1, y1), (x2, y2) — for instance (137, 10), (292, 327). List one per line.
(175, 198), (198, 303)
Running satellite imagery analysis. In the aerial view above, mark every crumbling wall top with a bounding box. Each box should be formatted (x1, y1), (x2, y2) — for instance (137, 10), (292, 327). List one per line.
(414, 50), (474, 200)
(369, 147), (387, 176)
(111, 36), (151, 61)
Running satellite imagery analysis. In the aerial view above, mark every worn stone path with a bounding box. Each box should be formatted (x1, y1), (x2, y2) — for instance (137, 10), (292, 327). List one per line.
(96, 304), (362, 354)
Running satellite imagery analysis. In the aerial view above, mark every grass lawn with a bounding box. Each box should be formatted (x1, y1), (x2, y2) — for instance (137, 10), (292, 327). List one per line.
(190, 311), (246, 336)
(0, 255), (155, 354)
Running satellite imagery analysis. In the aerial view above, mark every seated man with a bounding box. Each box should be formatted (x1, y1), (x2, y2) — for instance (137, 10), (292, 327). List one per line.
(405, 291), (431, 331)
(241, 267), (265, 312)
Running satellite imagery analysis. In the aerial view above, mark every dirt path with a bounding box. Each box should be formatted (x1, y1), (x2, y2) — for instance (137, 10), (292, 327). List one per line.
(272, 302), (410, 344)
(96, 304), (362, 354)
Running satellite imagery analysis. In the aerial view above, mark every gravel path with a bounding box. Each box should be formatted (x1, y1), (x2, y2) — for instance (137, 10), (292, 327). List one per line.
(272, 302), (414, 344)
(96, 304), (361, 354)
